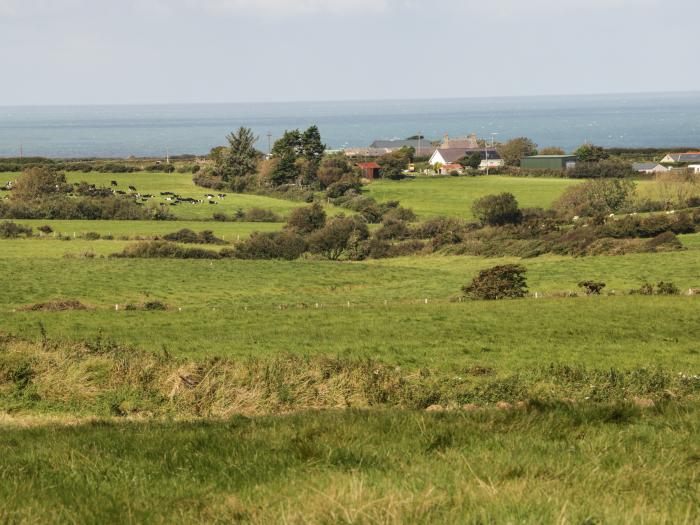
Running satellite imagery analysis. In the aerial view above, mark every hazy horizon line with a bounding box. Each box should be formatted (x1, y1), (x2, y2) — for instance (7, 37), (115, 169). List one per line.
(2, 89), (700, 110)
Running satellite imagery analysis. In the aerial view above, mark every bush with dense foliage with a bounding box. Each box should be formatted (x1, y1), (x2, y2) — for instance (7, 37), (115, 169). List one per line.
(567, 159), (636, 179)
(554, 178), (635, 218)
(462, 264), (528, 300)
(112, 241), (221, 259)
(472, 193), (523, 226)
(578, 281), (606, 295)
(286, 203), (326, 234)
(308, 216), (369, 260)
(0, 221), (33, 238)
(162, 229), (225, 245)
(227, 231), (307, 260)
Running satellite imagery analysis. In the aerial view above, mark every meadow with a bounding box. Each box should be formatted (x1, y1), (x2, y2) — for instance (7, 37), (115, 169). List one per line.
(366, 175), (581, 219)
(1, 170), (699, 523)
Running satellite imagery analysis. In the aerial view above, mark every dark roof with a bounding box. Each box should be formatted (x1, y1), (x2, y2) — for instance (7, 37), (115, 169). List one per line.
(370, 139), (431, 149)
(434, 148), (500, 163)
(632, 162), (662, 171)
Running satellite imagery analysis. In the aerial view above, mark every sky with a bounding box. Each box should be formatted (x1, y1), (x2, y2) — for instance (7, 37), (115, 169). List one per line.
(1, 0), (699, 106)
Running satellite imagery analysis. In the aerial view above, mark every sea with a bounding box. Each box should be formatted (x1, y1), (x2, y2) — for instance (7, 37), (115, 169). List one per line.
(1, 91), (699, 158)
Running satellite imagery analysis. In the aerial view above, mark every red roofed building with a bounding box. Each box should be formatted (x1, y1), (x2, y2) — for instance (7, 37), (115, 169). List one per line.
(357, 162), (381, 180)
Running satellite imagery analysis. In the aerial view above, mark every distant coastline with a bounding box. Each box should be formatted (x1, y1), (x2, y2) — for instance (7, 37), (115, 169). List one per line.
(1, 91), (699, 158)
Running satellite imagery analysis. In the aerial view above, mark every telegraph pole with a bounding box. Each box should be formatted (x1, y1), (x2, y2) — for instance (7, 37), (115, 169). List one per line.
(267, 132), (272, 157)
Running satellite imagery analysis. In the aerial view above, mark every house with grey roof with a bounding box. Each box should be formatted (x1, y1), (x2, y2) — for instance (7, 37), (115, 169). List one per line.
(632, 162), (669, 174)
(429, 147), (502, 170)
(368, 139), (435, 157)
(660, 152), (700, 164)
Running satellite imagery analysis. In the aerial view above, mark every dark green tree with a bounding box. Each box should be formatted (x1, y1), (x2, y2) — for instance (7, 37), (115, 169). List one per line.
(574, 143), (609, 163)
(378, 148), (412, 180)
(472, 193), (523, 226)
(217, 127), (260, 181)
(458, 153), (482, 170)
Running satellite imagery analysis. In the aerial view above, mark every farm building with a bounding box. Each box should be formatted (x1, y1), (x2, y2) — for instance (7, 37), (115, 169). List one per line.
(521, 155), (577, 170)
(660, 152), (700, 164)
(357, 162), (381, 180)
(429, 148), (502, 170)
(689, 164), (700, 174)
(632, 162), (669, 174)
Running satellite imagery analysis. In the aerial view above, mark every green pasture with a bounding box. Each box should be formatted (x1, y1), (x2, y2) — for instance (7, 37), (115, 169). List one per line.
(1, 236), (699, 370)
(1, 171), (332, 220)
(365, 175), (581, 219)
(1, 408), (698, 524)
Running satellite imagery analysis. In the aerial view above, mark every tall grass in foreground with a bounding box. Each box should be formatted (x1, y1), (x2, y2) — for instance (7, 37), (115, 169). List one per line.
(1, 335), (699, 417)
(0, 407), (698, 524)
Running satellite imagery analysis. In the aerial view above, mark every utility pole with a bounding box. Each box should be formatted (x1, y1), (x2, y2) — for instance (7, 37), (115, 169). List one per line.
(166, 146), (170, 164)
(267, 132), (272, 157)
(19, 142), (23, 160)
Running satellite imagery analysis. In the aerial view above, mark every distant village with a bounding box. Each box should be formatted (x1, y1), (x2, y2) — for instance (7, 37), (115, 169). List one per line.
(341, 133), (700, 179)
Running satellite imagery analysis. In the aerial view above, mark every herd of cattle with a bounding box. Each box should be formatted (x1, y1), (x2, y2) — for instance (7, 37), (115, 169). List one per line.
(108, 180), (227, 206)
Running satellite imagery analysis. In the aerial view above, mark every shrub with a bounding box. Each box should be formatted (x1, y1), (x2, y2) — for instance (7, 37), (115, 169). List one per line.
(144, 300), (168, 311)
(472, 193), (523, 226)
(11, 167), (70, 201)
(286, 203), (326, 234)
(111, 241), (221, 259)
(228, 231), (307, 260)
(0, 221), (32, 238)
(656, 281), (680, 295)
(374, 218), (410, 241)
(37, 225), (53, 234)
(630, 283), (655, 295)
(83, 232), (101, 240)
(163, 229), (225, 245)
(554, 179), (635, 218)
(325, 178), (361, 198)
(578, 280), (606, 295)
(567, 158), (636, 179)
(645, 231), (683, 251)
(308, 216), (369, 260)
(462, 265), (528, 300)
(382, 206), (417, 223)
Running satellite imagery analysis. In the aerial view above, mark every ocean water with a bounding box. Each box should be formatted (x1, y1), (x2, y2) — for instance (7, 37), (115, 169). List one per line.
(1, 92), (699, 158)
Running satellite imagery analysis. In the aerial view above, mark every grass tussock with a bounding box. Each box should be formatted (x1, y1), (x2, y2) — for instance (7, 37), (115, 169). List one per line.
(19, 299), (89, 312)
(1, 335), (698, 418)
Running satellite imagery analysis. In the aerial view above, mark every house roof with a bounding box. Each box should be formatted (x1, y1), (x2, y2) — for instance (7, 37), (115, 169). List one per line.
(357, 162), (380, 169)
(664, 152), (700, 162)
(632, 162), (663, 171)
(433, 148), (500, 163)
(442, 163), (463, 170)
(370, 139), (432, 149)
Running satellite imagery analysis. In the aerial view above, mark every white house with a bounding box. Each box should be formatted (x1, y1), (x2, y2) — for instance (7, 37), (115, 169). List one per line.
(660, 152), (700, 164)
(632, 162), (669, 174)
(688, 164), (700, 174)
(429, 147), (503, 170)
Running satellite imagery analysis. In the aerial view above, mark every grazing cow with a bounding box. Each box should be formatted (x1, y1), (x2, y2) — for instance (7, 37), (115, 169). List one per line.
(116, 190), (126, 195)
(218, 194), (226, 198)
(128, 185), (137, 192)
(209, 201), (217, 205)
(111, 180), (118, 186)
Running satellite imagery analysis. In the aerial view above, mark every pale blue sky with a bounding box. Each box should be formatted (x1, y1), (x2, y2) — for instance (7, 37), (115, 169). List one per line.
(1, 0), (698, 105)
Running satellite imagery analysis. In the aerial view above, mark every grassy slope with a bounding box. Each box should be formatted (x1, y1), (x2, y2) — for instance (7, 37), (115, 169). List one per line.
(1, 171), (337, 220)
(1, 408), (698, 524)
(366, 175), (581, 219)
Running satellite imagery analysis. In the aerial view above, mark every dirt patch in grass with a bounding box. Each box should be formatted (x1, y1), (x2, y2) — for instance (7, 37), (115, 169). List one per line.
(20, 300), (89, 312)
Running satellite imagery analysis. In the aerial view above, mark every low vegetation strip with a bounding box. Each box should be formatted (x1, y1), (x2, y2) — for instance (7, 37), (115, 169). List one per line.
(1, 335), (698, 418)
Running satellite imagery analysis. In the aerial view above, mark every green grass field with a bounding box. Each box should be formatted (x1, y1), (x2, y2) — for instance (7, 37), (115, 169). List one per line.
(2, 407), (697, 524)
(8, 219), (282, 239)
(1, 173), (698, 523)
(366, 175), (581, 219)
